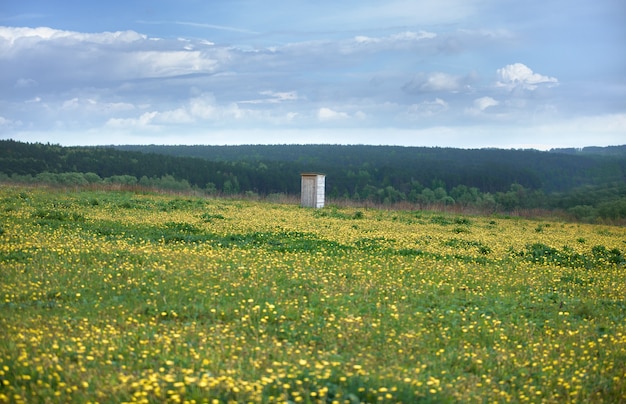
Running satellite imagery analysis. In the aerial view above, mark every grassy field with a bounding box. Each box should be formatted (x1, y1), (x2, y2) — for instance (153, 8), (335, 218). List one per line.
(0, 185), (625, 403)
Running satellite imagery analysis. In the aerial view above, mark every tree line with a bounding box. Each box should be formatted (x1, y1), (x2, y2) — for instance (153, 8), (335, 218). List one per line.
(1, 140), (625, 222)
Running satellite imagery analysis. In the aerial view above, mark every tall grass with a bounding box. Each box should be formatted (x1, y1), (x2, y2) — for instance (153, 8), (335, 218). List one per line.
(0, 185), (624, 403)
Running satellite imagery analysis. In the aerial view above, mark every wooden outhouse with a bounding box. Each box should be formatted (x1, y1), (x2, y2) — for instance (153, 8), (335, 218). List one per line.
(300, 173), (325, 208)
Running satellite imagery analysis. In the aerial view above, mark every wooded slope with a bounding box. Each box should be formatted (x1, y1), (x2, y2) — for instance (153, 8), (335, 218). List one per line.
(2, 140), (625, 220)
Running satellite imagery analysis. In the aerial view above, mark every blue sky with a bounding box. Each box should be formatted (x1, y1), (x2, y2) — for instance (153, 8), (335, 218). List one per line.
(1, 0), (624, 149)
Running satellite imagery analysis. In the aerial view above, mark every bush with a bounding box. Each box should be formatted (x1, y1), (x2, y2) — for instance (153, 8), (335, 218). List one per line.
(58, 172), (88, 186)
(592, 245), (626, 265)
(597, 200), (626, 220)
(520, 243), (624, 268)
(568, 205), (596, 222)
(105, 175), (138, 185)
(83, 172), (102, 184)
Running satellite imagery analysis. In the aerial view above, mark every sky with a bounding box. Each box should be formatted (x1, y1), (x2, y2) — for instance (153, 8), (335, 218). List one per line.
(1, 0), (625, 149)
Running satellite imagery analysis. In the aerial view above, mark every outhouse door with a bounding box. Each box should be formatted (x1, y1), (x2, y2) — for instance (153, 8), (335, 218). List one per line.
(301, 175), (317, 208)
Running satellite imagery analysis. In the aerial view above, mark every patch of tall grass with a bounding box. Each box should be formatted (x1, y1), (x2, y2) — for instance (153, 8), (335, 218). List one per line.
(0, 185), (624, 402)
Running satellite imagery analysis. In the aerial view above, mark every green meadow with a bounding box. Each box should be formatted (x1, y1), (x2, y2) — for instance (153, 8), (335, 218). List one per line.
(1, 185), (625, 403)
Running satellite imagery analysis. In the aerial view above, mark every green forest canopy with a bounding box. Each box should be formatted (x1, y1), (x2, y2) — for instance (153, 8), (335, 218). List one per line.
(1, 140), (625, 221)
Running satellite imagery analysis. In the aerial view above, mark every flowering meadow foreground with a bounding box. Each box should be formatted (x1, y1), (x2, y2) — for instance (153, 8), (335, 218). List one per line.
(0, 185), (625, 403)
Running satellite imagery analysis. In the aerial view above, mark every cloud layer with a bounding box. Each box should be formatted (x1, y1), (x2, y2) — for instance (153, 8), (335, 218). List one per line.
(497, 63), (559, 91)
(0, 0), (624, 148)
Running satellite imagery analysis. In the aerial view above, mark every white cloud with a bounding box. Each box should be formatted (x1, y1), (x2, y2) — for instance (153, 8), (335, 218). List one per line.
(0, 26), (220, 84)
(260, 91), (299, 102)
(0, 26), (145, 46)
(240, 90), (300, 104)
(403, 72), (473, 94)
(474, 96), (499, 111)
(105, 111), (159, 130)
(465, 96), (501, 116)
(60, 97), (136, 113)
(423, 73), (462, 92)
(0, 116), (22, 128)
(104, 94), (254, 130)
(153, 108), (194, 124)
(354, 30), (436, 45)
(496, 63), (558, 91)
(408, 98), (449, 117)
(187, 95), (247, 120)
(280, 29), (439, 63)
(118, 51), (217, 79)
(139, 20), (259, 35)
(187, 96), (218, 120)
(318, 107), (350, 121)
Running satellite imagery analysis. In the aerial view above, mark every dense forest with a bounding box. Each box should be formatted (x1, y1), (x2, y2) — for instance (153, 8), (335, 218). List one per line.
(1, 140), (625, 222)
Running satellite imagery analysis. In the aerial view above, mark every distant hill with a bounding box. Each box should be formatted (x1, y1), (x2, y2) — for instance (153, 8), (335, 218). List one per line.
(549, 145), (626, 157)
(2, 140), (625, 221)
(115, 143), (626, 162)
(111, 143), (626, 193)
(2, 140), (625, 193)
